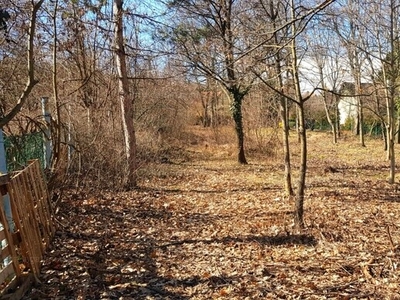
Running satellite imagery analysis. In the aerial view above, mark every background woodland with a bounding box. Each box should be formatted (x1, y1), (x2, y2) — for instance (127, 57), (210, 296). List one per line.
(1, 2), (400, 298)
(1, 0), (400, 229)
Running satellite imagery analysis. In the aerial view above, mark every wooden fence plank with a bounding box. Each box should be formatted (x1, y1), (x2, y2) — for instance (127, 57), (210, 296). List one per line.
(0, 274), (34, 300)
(27, 162), (52, 246)
(0, 229), (6, 241)
(23, 170), (44, 255)
(0, 244), (11, 261)
(0, 159), (55, 299)
(8, 175), (41, 278)
(0, 263), (14, 284)
(18, 174), (41, 277)
(27, 161), (54, 241)
(0, 196), (19, 281)
(7, 178), (30, 277)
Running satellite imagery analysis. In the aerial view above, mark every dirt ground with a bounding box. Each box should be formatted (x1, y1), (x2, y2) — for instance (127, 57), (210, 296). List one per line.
(24, 130), (400, 299)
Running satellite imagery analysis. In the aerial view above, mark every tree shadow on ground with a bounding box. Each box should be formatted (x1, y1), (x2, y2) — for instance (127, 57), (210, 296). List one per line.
(307, 169), (400, 203)
(138, 185), (282, 195)
(27, 188), (319, 299)
(158, 233), (317, 249)
(71, 198), (317, 298)
(99, 232), (317, 299)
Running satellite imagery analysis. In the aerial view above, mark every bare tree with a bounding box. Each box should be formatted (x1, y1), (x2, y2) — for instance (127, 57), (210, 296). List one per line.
(381, 0), (398, 183)
(251, 0), (335, 229)
(49, 0), (63, 169)
(114, 0), (138, 188)
(252, 0), (294, 196)
(367, 0), (399, 183)
(334, 0), (367, 146)
(164, 0), (259, 164)
(309, 31), (343, 144)
(338, 0), (399, 182)
(288, 0), (308, 229)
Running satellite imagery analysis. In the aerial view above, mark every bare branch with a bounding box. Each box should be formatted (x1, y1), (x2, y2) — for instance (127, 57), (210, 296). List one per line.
(0, 0), (44, 128)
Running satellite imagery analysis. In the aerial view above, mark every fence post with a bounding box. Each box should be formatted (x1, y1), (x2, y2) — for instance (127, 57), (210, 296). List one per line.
(0, 130), (13, 232)
(0, 130), (14, 268)
(41, 97), (52, 169)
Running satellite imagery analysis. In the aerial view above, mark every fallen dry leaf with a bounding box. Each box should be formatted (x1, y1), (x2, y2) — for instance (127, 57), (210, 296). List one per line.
(21, 132), (400, 299)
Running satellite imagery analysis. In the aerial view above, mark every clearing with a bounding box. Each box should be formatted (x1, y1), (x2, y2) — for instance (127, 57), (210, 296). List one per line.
(24, 130), (400, 299)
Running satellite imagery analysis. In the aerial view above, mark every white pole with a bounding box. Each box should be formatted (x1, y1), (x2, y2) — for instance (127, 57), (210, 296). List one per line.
(41, 97), (52, 169)
(0, 130), (13, 229)
(0, 130), (14, 266)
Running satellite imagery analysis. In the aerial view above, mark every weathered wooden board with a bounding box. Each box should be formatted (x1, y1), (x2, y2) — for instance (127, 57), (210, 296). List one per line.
(0, 160), (54, 299)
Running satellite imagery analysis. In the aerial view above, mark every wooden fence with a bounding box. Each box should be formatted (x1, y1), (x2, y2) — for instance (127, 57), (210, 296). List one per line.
(0, 160), (54, 299)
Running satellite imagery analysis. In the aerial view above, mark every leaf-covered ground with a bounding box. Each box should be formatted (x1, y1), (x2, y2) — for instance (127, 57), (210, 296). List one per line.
(24, 131), (400, 299)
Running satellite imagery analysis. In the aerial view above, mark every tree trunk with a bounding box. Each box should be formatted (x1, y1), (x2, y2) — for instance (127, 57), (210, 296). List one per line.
(211, 91), (217, 127)
(397, 114), (400, 144)
(201, 97), (210, 127)
(347, 14), (364, 146)
(280, 98), (294, 196)
(294, 102), (307, 230)
(353, 113), (359, 135)
(221, 1), (248, 164)
(290, 0), (307, 230)
(382, 121), (388, 151)
(385, 0), (396, 183)
(52, 0), (61, 169)
(271, 6), (293, 196)
(335, 101), (341, 138)
(113, 0), (137, 188)
(231, 91), (247, 164)
(295, 105), (301, 143)
(387, 101), (395, 183)
(386, 79), (395, 183)
(318, 64), (337, 144)
(358, 97), (365, 146)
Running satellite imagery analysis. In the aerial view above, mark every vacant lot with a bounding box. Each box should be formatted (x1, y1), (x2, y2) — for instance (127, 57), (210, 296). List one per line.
(25, 130), (400, 299)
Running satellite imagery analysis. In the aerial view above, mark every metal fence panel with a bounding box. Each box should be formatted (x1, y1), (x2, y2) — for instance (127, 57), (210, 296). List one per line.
(4, 132), (44, 172)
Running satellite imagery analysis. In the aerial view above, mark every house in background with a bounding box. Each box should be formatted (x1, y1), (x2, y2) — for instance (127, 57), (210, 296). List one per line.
(338, 81), (378, 127)
(338, 93), (358, 125)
